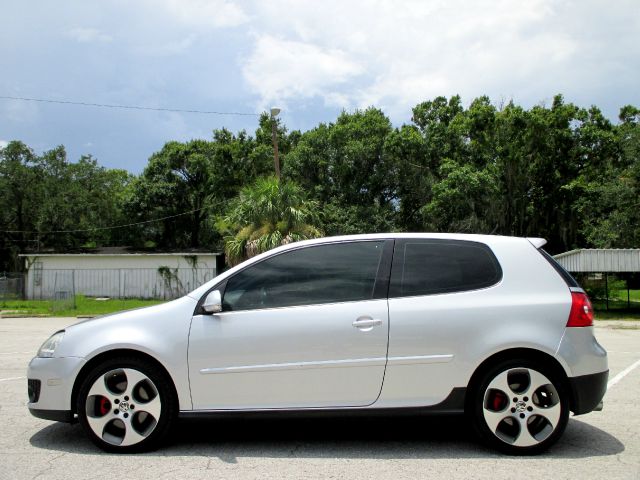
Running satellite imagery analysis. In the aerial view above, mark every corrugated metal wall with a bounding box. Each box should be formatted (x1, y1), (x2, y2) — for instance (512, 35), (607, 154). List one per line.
(554, 249), (640, 272)
(24, 268), (216, 300)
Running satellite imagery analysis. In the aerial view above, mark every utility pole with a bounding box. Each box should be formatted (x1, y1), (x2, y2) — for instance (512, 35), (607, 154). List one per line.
(270, 107), (281, 180)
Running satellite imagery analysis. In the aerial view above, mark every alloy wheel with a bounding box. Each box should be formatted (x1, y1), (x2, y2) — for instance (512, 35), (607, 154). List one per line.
(482, 367), (562, 448)
(84, 368), (162, 447)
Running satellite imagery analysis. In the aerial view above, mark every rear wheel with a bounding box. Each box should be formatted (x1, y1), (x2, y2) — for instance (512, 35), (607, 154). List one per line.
(471, 359), (569, 455)
(76, 357), (176, 452)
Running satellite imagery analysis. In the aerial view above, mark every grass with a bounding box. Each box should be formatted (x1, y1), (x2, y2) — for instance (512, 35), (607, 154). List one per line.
(0, 295), (165, 317)
(594, 309), (640, 321)
(592, 292), (640, 321)
(609, 288), (640, 302)
(588, 286), (640, 321)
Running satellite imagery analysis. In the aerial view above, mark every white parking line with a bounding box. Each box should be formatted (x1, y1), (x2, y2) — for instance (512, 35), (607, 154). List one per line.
(608, 359), (640, 389)
(0, 376), (26, 382)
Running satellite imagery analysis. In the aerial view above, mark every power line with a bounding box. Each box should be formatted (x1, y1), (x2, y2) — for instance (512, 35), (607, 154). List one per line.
(0, 95), (260, 117)
(1, 207), (207, 234)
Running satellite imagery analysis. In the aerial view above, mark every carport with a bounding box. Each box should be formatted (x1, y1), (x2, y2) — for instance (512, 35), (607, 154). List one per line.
(554, 249), (640, 309)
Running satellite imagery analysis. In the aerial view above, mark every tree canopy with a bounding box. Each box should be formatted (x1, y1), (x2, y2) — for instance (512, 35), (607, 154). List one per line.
(220, 176), (322, 265)
(1, 94), (638, 271)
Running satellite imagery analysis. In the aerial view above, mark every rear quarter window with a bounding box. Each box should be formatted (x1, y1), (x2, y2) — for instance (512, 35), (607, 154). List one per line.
(390, 239), (502, 297)
(539, 248), (580, 288)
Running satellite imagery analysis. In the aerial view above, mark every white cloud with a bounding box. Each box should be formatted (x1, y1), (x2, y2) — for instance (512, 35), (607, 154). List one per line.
(158, 0), (248, 28)
(67, 27), (112, 43)
(240, 0), (635, 118)
(0, 140), (8, 149)
(242, 35), (363, 108)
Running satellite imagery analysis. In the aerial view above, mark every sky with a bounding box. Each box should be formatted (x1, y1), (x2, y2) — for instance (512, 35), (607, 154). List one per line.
(1, 0), (639, 173)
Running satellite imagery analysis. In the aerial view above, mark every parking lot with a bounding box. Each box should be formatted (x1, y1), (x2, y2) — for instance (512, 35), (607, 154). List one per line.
(1, 317), (638, 480)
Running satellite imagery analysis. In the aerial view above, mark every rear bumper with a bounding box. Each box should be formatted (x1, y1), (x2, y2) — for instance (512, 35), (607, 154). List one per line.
(569, 370), (608, 415)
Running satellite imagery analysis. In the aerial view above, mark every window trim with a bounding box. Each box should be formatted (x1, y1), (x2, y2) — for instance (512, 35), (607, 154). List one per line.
(388, 238), (503, 299)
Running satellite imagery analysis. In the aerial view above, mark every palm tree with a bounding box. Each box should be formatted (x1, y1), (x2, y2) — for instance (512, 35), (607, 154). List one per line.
(223, 176), (323, 265)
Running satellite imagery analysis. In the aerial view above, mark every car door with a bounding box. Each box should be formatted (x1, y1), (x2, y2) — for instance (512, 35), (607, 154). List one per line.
(188, 239), (393, 410)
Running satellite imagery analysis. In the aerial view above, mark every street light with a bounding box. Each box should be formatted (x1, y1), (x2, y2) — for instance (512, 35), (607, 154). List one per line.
(270, 107), (281, 180)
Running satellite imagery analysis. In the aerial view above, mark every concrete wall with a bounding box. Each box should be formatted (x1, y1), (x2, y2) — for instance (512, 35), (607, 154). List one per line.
(21, 253), (219, 300)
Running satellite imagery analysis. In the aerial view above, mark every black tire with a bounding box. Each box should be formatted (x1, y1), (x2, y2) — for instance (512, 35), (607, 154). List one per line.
(76, 356), (176, 453)
(470, 358), (570, 455)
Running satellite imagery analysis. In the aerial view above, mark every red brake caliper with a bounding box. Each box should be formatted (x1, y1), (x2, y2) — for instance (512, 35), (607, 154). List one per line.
(493, 391), (505, 411)
(99, 397), (110, 416)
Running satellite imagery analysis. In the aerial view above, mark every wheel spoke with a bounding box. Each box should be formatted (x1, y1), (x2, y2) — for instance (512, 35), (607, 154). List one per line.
(512, 418), (540, 447)
(88, 376), (112, 399)
(486, 370), (512, 396)
(483, 409), (509, 433)
(121, 421), (148, 447)
(123, 369), (150, 396)
(524, 369), (550, 396)
(85, 413), (113, 437)
(137, 394), (162, 419)
(532, 402), (561, 428)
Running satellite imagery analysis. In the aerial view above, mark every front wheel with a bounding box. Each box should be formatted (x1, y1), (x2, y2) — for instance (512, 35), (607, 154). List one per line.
(76, 357), (176, 452)
(471, 359), (570, 455)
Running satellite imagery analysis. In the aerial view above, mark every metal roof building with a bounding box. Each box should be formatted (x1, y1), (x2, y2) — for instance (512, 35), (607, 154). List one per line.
(554, 249), (640, 273)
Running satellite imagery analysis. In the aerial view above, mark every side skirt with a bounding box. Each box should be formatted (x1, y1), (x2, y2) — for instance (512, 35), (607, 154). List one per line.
(179, 387), (466, 420)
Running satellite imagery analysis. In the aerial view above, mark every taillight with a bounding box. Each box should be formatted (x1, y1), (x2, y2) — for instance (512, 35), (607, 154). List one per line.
(567, 292), (594, 327)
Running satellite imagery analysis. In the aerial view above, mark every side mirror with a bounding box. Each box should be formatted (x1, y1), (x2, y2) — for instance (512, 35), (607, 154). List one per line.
(202, 290), (222, 314)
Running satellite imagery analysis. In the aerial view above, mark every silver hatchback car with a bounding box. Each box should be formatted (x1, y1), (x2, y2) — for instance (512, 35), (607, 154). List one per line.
(27, 234), (608, 454)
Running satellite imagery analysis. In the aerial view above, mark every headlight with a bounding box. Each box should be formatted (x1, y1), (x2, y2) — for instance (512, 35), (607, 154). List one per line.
(37, 331), (65, 358)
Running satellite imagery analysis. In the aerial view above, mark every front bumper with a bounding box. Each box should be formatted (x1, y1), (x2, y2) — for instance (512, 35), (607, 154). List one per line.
(27, 356), (85, 423)
(569, 370), (608, 415)
(29, 408), (75, 422)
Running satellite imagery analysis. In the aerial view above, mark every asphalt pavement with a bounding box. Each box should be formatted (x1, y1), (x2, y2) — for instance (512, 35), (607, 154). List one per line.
(1, 317), (638, 480)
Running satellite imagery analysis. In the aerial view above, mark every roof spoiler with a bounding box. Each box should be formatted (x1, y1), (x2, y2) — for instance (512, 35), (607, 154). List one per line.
(527, 237), (547, 249)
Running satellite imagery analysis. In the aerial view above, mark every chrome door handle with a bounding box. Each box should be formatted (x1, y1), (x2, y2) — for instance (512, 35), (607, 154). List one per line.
(352, 318), (383, 328)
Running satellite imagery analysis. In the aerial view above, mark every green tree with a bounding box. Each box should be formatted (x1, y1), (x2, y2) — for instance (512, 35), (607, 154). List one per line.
(125, 140), (215, 248)
(222, 176), (322, 265)
(126, 129), (275, 250)
(66, 156), (132, 247)
(33, 149), (131, 250)
(422, 159), (498, 233)
(0, 141), (39, 269)
(0, 142), (132, 269)
(411, 95), (466, 167)
(381, 124), (430, 231)
(571, 105), (640, 247)
(285, 108), (397, 233)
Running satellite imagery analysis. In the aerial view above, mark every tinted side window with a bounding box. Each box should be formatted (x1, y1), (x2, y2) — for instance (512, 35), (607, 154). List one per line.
(223, 241), (386, 311)
(390, 240), (502, 297)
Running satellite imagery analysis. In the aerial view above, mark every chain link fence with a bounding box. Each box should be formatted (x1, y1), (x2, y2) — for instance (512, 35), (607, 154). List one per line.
(2, 268), (216, 301)
(0, 272), (25, 301)
(576, 273), (640, 311)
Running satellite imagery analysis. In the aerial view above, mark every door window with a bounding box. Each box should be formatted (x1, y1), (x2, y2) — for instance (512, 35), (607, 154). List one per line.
(223, 241), (386, 311)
